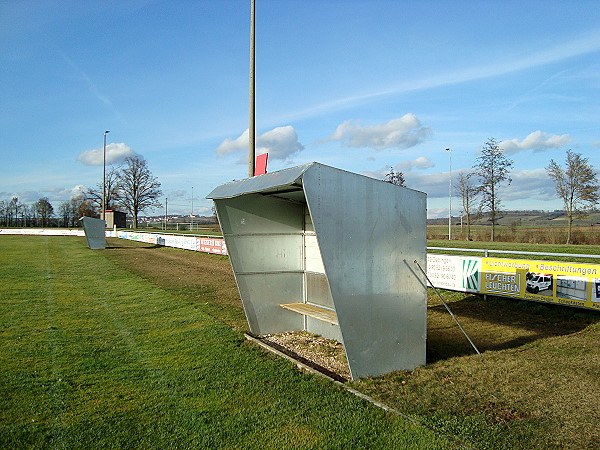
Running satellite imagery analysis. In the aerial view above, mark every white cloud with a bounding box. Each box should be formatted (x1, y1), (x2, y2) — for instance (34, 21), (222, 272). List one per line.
(502, 168), (556, 202)
(592, 140), (600, 148)
(43, 184), (88, 200)
(499, 131), (571, 154)
(427, 206), (449, 220)
(0, 190), (42, 205)
(1, 185), (84, 206)
(77, 143), (137, 166)
(256, 126), (305, 160)
(406, 171), (450, 197)
(215, 129), (249, 156)
(363, 157), (434, 180)
(169, 189), (186, 199)
(325, 114), (431, 150)
(216, 126), (304, 161)
(403, 168), (556, 206)
(396, 156), (434, 172)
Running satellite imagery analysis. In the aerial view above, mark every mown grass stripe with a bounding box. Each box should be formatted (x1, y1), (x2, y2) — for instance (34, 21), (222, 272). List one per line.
(1, 236), (451, 449)
(42, 236), (72, 449)
(101, 236), (600, 449)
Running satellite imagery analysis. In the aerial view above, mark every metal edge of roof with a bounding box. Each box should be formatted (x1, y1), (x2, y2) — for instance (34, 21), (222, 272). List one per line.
(306, 163), (427, 197)
(206, 162), (317, 199)
(206, 161), (427, 200)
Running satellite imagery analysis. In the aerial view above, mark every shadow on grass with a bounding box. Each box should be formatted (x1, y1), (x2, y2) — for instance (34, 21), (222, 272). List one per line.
(104, 241), (164, 250)
(426, 294), (600, 363)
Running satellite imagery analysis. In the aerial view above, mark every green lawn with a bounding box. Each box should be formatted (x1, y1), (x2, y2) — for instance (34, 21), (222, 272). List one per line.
(427, 239), (600, 263)
(101, 237), (600, 449)
(0, 236), (450, 449)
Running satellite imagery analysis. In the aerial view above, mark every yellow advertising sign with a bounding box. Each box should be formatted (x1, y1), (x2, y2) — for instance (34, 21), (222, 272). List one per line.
(481, 257), (600, 311)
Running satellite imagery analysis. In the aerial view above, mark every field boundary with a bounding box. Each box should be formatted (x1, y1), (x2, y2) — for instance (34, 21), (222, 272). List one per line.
(4, 228), (600, 312)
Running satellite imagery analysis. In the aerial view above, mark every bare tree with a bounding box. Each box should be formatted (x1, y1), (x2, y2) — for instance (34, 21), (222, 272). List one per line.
(472, 137), (513, 241)
(20, 204), (33, 227)
(29, 201), (38, 227)
(456, 171), (480, 240)
(59, 194), (95, 227)
(87, 166), (122, 212)
(75, 196), (97, 221)
(117, 156), (162, 228)
(58, 201), (70, 227)
(546, 150), (599, 244)
(0, 200), (7, 227)
(5, 197), (21, 227)
(384, 167), (406, 186)
(34, 197), (54, 227)
(0, 197), (30, 226)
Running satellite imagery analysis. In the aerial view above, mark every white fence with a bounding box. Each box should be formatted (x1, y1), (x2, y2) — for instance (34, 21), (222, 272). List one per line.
(0, 228), (85, 236)
(111, 230), (227, 255)
(0, 228), (227, 255)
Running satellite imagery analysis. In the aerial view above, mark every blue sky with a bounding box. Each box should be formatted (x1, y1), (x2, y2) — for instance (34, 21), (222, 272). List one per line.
(1, 0), (599, 219)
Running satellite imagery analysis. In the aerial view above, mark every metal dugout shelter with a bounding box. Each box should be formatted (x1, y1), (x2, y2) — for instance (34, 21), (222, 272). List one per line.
(80, 216), (107, 250)
(207, 163), (427, 379)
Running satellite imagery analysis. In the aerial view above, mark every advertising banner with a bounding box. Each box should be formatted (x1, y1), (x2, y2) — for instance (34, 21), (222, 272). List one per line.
(426, 254), (481, 293)
(482, 257), (600, 311)
(196, 237), (228, 255)
(114, 231), (228, 255)
(427, 253), (600, 312)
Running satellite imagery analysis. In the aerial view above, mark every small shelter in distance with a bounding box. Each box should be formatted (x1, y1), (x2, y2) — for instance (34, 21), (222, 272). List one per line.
(80, 216), (106, 250)
(104, 210), (126, 229)
(207, 162), (427, 380)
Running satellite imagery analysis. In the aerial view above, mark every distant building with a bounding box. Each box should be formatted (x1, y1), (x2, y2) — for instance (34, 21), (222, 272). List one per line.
(105, 210), (127, 228)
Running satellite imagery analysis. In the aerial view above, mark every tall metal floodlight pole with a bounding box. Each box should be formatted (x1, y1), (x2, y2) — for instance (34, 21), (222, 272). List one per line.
(102, 130), (110, 221)
(446, 148), (452, 240)
(248, 0), (256, 177)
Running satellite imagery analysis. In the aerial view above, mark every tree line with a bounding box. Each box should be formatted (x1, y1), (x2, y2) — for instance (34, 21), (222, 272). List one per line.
(456, 139), (598, 244)
(387, 138), (599, 245)
(1, 156), (162, 229)
(0, 197), (61, 228)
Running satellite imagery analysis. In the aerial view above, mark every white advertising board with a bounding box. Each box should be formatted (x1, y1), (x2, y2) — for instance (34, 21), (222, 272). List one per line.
(426, 253), (481, 293)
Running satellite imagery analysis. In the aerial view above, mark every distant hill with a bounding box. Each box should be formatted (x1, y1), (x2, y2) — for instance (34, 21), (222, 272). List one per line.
(428, 210), (600, 227)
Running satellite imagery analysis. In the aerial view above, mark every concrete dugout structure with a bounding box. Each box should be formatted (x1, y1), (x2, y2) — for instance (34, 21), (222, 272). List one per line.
(207, 163), (427, 379)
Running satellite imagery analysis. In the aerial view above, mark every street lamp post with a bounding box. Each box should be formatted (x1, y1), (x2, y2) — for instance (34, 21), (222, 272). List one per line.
(191, 186), (194, 231)
(164, 198), (168, 231)
(446, 148), (452, 240)
(248, 0), (256, 178)
(102, 130), (110, 221)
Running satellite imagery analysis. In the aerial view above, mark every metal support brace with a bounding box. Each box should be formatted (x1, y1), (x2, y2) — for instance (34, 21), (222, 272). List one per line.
(413, 260), (481, 355)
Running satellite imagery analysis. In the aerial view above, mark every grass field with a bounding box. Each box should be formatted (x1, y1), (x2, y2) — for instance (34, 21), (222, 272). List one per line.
(428, 224), (600, 245)
(2, 235), (600, 448)
(133, 221), (600, 246)
(0, 236), (451, 449)
(102, 237), (600, 449)
(427, 239), (600, 264)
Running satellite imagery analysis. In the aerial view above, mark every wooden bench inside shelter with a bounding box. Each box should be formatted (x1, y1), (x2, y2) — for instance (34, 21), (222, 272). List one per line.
(279, 303), (338, 325)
